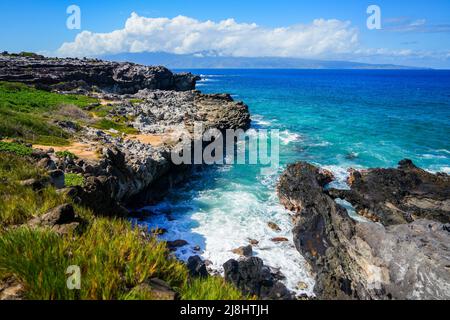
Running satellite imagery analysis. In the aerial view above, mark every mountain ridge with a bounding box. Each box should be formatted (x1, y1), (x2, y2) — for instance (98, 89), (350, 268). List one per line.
(101, 52), (430, 70)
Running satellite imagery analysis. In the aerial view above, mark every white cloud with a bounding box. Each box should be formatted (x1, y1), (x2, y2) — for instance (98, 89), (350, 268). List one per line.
(58, 13), (360, 58)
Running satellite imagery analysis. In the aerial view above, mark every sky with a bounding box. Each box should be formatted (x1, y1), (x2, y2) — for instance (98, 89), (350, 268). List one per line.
(1, 0), (450, 68)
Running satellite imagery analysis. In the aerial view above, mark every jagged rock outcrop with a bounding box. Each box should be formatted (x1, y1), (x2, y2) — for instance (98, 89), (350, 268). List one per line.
(0, 54), (199, 93)
(115, 90), (251, 133)
(277, 161), (450, 300)
(328, 159), (450, 225)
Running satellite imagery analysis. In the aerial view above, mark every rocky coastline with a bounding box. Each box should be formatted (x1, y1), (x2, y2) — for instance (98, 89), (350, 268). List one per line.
(2, 53), (449, 300)
(0, 53), (255, 299)
(0, 53), (251, 216)
(277, 160), (450, 300)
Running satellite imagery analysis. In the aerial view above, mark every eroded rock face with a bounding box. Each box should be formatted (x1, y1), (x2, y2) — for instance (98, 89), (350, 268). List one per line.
(277, 161), (450, 300)
(0, 54), (199, 93)
(328, 159), (450, 225)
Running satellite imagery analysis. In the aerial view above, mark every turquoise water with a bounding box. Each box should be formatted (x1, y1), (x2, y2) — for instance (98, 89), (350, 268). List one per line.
(141, 70), (450, 296)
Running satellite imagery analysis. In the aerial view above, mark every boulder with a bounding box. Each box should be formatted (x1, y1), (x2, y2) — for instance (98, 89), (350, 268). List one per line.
(166, 239), (188, 251)
(267, 222), (281, 232)
(28, 203), (81, 235)
(223, 257), (294, 300)
(49, 170), (65, 189)
(232, 245), (253, 257)
(186, 256), (208, 278)
(0, 277), (24, 300)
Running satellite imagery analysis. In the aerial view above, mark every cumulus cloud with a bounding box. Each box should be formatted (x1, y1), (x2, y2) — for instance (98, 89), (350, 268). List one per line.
(58, 13), (360, 58)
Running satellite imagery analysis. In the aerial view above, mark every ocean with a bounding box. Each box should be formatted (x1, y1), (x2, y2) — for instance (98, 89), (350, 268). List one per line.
(139, 69), (450, 296)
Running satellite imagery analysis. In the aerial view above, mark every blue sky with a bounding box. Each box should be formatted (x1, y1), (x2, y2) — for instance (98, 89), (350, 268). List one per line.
(1, 0), (450, 68)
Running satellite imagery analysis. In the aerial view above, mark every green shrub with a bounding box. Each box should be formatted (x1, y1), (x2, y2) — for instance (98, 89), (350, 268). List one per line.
(93, 119), (138, 135)
(129, 99), (144, 105)
(55, 150), (78, 160)
(0, 141), (33, 156)
(65, 173), (84, 187)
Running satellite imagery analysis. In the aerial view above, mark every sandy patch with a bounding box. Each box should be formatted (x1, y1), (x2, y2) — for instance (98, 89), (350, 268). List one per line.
(126, 134), (171, 147)
(33, 142), (100, 161)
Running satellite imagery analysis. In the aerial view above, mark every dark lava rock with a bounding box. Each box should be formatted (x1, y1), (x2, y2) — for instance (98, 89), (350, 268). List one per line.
(267, 221), (281, 232)
(277, 161), (450, 300)
(223, 257), (294, 300)
(49, 169), (65, 189)
(187, 256), (208, 278)
(28, 203), (82, 235)
(166, 239), (188, 251)
(0, 55), (198, 94)
(232, 245), (253, 257)
(328, 159), (450, 225)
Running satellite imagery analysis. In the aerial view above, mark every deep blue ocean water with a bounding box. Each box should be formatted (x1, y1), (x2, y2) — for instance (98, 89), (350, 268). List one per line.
(141, 70), (450, 296)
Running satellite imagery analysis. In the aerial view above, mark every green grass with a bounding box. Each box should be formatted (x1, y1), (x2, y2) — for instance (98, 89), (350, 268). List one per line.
(0, 219), (245, 300)
(65, 173), (84, 187)
(0, 153), (246, 300)
(56, 150), (78, 160)
(180, 276), (250, 300)
(0, 82), (97, 145)
(93, 119), (138, 135)
(129, 98), (144, 105)
(0, 153), (66, 226)
(89, 104), (113, 117)
(0, 141), (33, 157)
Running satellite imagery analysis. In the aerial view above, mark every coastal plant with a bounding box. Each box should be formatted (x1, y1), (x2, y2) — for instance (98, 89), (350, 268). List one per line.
(0, 218), (225, 300)
(0, 124), (247, 301)
(64, 173), (84, 187)
(0, 141), (33, 157)
(56, 150), (78, 160)
(0, 81), (97, 145)
(93, 118), (138, 135)
(180, 276), (250, 300)
(0, 153), (66, 226)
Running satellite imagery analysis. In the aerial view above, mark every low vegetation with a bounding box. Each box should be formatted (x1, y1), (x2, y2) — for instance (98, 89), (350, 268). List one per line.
(55, 150), (78, 160)
(0, 82), (97, 146)
(64, 173), (84, 187)
(0, 151), (245, 300)
(93, 118), (138, 135)
(0, 141), (33, 157)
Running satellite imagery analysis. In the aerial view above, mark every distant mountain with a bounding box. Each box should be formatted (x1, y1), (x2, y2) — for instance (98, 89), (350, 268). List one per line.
(101, 52), (426, 70)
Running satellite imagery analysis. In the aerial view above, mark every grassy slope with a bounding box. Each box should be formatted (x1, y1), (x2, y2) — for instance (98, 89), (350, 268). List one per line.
(0, 84), (246, 300)
(0, 82), (138, 145)
(0, 82), (97, 145)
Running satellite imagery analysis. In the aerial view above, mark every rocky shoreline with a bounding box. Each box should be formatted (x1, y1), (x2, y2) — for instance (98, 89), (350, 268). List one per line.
(277, 160), (450, 300)
(0, 54), (256, 299)
(2, 53), (449, 300)
(0, 53), (251, 216)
